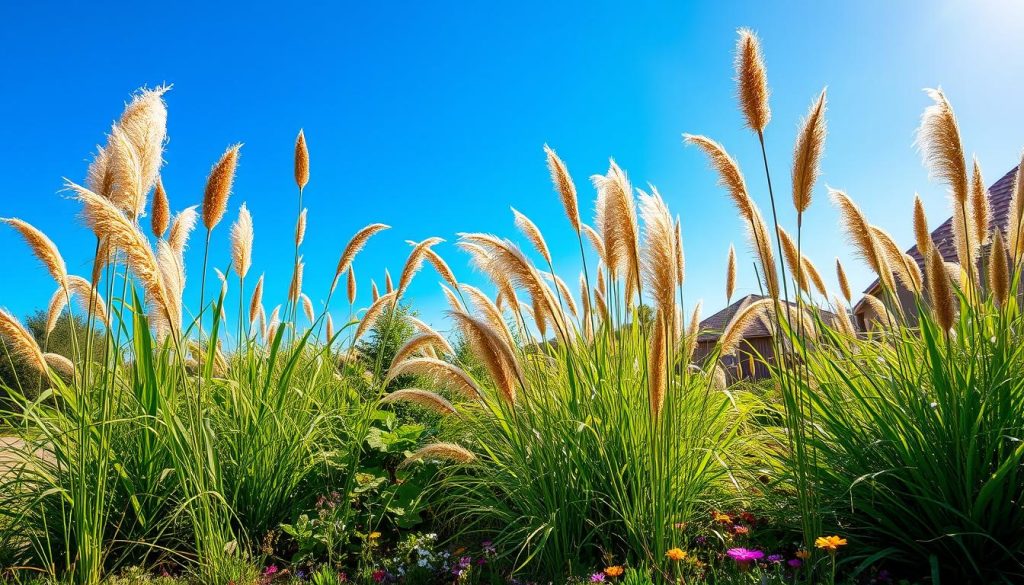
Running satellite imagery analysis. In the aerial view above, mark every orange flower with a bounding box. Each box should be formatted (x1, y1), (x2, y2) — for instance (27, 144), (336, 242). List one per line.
(713, 512), (732, 525)
(732, 525), (749, 535)
(795, 549), (811, 560)
(604, 566), (624, 577)
(815, 535), (848, 553)
(665, 548), (687, 561)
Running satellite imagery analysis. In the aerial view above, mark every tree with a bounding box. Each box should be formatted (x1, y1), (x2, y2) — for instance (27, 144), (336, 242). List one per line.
(355, 303), (417, 392)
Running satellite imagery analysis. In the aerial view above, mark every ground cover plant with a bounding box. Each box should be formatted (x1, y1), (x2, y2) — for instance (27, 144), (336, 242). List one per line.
(1, 26), (1022, 585)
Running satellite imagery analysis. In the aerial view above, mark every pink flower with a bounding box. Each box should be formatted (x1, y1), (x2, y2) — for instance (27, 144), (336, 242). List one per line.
(263, 565), (278, 576)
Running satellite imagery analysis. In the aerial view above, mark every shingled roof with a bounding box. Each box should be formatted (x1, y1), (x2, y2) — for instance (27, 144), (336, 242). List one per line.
(861, 165), (1019, 295)
(697, 294), (837, 342)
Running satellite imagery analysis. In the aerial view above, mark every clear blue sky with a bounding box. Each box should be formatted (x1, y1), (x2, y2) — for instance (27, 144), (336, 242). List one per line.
(2, 1), (1023, 335)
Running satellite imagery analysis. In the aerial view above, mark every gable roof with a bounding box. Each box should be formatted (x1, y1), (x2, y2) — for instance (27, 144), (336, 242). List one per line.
(697, 293), (837, 342)
(860, 165), (1019, 295)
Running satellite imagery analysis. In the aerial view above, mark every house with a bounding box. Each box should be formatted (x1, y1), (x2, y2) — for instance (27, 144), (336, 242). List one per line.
(852, 165), (1019, 330)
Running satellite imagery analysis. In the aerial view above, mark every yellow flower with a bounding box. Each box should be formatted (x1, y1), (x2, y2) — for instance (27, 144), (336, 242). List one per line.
(604, 566), (624, 578)
(369, 531), (381, 540)
(814, 535), (847, 553)
(795, 549), (811, 560)
(713, 512), (732, 525)
(665, 548), (687, 561)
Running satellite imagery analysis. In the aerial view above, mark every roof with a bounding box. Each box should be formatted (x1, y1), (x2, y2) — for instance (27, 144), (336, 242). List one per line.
(697, 293), (836, 342)
(860, 165), (1019, 295)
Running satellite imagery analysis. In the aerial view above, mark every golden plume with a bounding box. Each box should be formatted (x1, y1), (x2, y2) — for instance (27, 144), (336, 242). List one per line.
(925, 247), (955, 332)
(1007, 152), (1024, 264)
(969, 157), (990, 248)
(295, 208), (307, 247)
(685, 134), (778, 298)
(719, 297), (773, 356)
(0, 308), (48, 374)
(44, 353), (75, 378)
(230, 202), (254, 279)
(449, 310), (522, 405)
(371, 280), (380, 301)
(648, 316), (668, 418)
(836, 258), (852, 304)
(989, 229), (1010, 309)
(681, 300), (702, 363)
(832, 296), (857, 338)
(46, 289), (67, 334)
(581, 224), (606, 263)
(334, 223), (391, 282)
(391, 331), (455, 370)
(512, 207), (553, 265)
(544, 144), (580, 233)
(352, 290), (398, 343)
(267, 305), (282, 340)
(326, 313), (335, 342)
(347, 265), (357, 305)
(734, 28), (771, 133)
(871, 226), (922, 294)
(778, 226), (809, 293)
(385, 357), (482, 400)
(674, 217), (685, 287)
(593, 160), (641, 302)
(117, 86), (168, 208)
(300, 293), (315, 324)
(726, 245), (737, 302)
(86, 145), (114, 199)
(791, 89), (827, 214)
(249, 274), (264, 326)
(151, 178), (169, 238)
(423, 247), (459, 290)
(550, 273), (578, 319)
(202, 144), (242, 231)
(861, 294), (893, 328)
(913, 194), (931, 257)
(294, 129), (309, 191)
(288, 258), (304, 303)
(2, 218), (67, 287)
(168, 205), (199, 255)
(398, 237), (443, 297)
(385, 268), (394, 293)
(638, 189), (677, 321)
(830, 189), (896, 294)
(381, 389), (457, 416)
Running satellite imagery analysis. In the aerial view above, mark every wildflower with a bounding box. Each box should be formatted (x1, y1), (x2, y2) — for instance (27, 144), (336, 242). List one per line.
(338, 572), (348, 582)
(795, 549), (811, 560)
(739, 511), (756, 524)
(726, 548), (764, 569)
(372, 569), (386, 583)
(767, 554), (784, 563)
(604, 566), (624, 578)
(814, 535), (848, 553)
(590, 572), (606, 582)
(713, 512), (732, 524)
(673, 522), (687, 530)
(482, 540), (496, 554)
(369, 531), (382, 540)
(666, 548), (687, 561)
(787, 558), (802, 569)
(732, 525), (749, 536)
(263, 565), (278, 576)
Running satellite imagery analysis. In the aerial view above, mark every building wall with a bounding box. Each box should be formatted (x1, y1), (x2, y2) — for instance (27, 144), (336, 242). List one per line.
(695, 336), (775, 382)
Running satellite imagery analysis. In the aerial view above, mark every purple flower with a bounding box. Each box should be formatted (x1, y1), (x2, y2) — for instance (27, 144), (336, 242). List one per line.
(727, 548), (765, 564)
(590, 573), (606, 582)
(482, 540), (496, 554)
(264, 565), (279, 576)
(694, 535), (707, 546)
(787, 558), (803, 569)
(459, 556), (473, 568)
(767, 554), (784, 563)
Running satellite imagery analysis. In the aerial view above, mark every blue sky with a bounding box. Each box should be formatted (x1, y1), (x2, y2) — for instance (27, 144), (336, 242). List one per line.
(2, 1), (1023, 336)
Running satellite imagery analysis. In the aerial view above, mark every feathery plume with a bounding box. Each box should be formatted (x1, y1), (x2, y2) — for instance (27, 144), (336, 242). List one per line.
(151, 178), (169, 238)
(872, 226), (922, 294)
(105, 125), (143, 216)
(638, 189), (677, 320)
(512, 208), (552, 265)
(803, 257), (828, 297)
(294, 129), (309, 191)
(288, 258), (304, 303)
(719, 298), (773, 356)
(449, 310), (522, 404)
(230, 203), (254, 278)
(685, 134), (778, 297)
(926, 247), (955, 332)
(460, 284), (516, 346)
(778, 226), (810, 293)
(202, 144), (242, 231)
(648, 316), (668, 418)
(371, 280), (380, 301)
(86, 145), (114, 199)
(791, 89), (827, 214)
(681, 300), (702, 363)
(352, 290), (398, 343)
(267, 305), (282, 341)
(674, 217), (685, 287)
(989, 229), (1010, 309)
(401, 443), (475, 467)
(593, 160), (641, 302)
(391, 331), (455, 370)
(326, 313), (335, 341)
(168, 206), (199, 255)
(832, 296), (857, 337)
(836, 258), (851, 304)
(544, 144), (580, 232)
(385, 357), (482, 400)
(334, 223), (390, 280)
(2, 218), (67, 287)
(46, 289), (68, 334)
(65, 276), (110, 329)
(551, 273), (578, 319)
(249, 274), (264, 326)
(423, 248), (459, 290)
(581, 223), (606, 262)
(969, 157), (990, 248)
(117, 86), (168, 206)
(735, 28), (771, 133)
(347, 265), (357, 305)
(861, 294), (893, 329)
(381, 389), (457, 416)
(44, 353), (75, 378)
(398, 237), (443, 297)
(1007, 153), (1024, 263)
(725, 245), (737, 302)
(295, 208), (307, 247)
(0, 308), (47, 374)
(300, 293), (315, 324)
(830, 189), (896, 293)
(913, 194), (931, 257)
